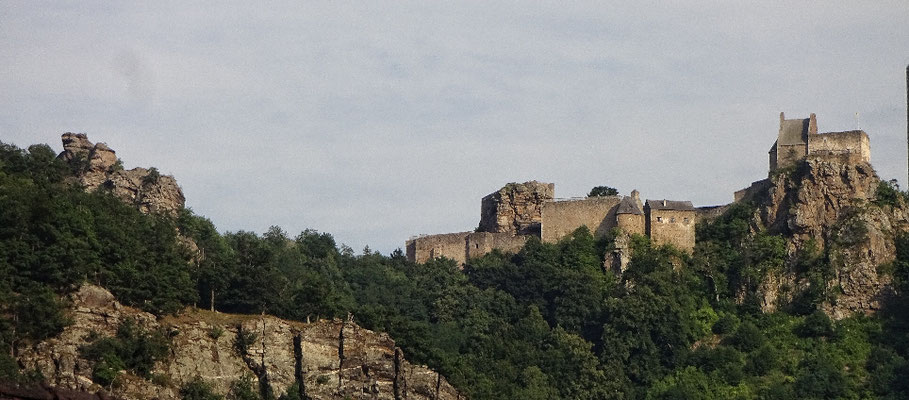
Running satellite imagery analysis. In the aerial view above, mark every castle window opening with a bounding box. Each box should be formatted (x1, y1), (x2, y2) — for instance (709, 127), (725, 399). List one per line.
(656, 216), (662, 222)
(670, 217), (676, 223)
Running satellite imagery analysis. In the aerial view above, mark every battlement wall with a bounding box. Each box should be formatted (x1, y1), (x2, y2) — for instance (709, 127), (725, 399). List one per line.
(541, 196), (622, 242)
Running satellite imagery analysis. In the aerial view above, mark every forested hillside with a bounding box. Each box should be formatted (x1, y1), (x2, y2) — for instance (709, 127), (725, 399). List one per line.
(4, 140), (909, 399)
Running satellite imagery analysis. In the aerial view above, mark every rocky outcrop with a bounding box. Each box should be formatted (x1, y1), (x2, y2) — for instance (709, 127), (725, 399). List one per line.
(478, 181), (554, 235)
(15, 285), (461, 400)
(745, 155), (908, 317)
(57, 133), (184, 217)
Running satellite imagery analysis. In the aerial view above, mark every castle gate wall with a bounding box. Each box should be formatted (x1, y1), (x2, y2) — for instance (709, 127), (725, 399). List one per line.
(466, 232), (528, 259)
(646, 209), (696, 252)
(406, 232), (470, 264)
(807, 131), (870, 163)
(541, 196), (622, 242)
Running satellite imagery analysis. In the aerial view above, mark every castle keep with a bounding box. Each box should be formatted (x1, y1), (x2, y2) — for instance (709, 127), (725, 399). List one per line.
(406, 182), (696, 266)
(769, 112), (870, 172)
(737, 113), (872, 202)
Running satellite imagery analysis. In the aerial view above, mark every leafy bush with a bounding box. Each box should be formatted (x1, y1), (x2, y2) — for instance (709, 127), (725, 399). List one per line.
(80, 319), (170, 386)
(874, 180), (903, 207)
(142, 167), (161, 185)
(230, 375), (260, 400)
(233, 326), (257, 357)
(181, 376), (224, 400)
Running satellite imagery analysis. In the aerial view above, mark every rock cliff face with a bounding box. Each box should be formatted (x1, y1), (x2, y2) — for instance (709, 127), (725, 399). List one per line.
(478, 181), (554, 235)
(16, 285), (461, 400)
(745, 155), (908, 318)
(57, 133), (185, 216)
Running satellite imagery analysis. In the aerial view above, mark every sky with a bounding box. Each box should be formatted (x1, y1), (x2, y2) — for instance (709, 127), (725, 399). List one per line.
(2, 1), (909, 254)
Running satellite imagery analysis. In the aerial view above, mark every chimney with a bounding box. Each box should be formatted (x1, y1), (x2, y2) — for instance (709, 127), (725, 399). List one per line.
(809, 113), (818, 135)
(631, 189), (643, 211)
(662, 199), (667, 207)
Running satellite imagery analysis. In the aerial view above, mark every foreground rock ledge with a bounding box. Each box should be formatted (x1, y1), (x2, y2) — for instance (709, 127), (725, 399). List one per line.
(16, 284), (462, 400)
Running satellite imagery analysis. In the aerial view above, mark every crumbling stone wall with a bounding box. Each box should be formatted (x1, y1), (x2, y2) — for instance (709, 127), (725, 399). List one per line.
(540, 196), (622, 242)
(807, 130), (870, 163)
(405, 232), (470, 265)
(478, 181), (554, 235)
(466, 232), (528, 259)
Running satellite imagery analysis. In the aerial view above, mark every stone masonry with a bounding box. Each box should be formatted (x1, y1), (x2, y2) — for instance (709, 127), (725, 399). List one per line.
(478, 181), (554, 235)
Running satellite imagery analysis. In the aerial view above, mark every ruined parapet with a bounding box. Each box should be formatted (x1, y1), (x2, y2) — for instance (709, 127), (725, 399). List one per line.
(644, 199), (696, 253)
(478, 181), (554, 235)
(57, 133), (185, 217)
(541, 196), (622, 242)
(807, 130), (870, 163)
(405, 232), (470, 265)
(466, 231), (529, 260)
(406, 231), (528, 267)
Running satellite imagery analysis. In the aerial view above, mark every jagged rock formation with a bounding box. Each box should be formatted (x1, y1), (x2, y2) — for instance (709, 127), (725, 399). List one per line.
(57, 133), (185, 216)
(16, 285), (461, 400)
(478, 181), (554, 235)
(742, 155), (908, 318)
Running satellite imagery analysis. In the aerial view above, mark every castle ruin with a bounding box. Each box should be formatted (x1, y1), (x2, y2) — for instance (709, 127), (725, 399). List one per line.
(406, 182), (696, 267)
(408, 112), (876, 269)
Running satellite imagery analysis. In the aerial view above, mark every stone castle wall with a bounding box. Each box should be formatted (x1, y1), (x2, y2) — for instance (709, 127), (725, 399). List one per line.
(646, 209), (696, 252)
(466, 232), (529, 259)
(807, 130), (870, 162)
(541, 196), (623, 242)
(772, 143), (808, 171)
(406, 231), (528, 266)
(406, 232), (469, 265)
(617, 213), (645, 236)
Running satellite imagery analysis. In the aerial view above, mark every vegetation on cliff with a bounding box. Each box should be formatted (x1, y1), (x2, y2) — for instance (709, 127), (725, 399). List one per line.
(4, 139), (909, 399)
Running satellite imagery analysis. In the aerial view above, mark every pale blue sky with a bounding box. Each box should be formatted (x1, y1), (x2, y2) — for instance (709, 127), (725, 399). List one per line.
(2, 1), (908, 253)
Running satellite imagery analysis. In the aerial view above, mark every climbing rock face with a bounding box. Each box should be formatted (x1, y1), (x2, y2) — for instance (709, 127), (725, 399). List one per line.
(57, 133), (185, 217)
(16, 285), (461, 400)
(747, 156), (909, 318)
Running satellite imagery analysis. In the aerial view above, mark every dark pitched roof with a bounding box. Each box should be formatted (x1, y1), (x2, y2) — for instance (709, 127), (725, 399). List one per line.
(645, 199), (695, 211)
(616, 196), (643, 215)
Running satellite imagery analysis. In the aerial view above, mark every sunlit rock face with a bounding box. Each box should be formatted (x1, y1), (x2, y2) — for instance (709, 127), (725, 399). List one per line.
(57, 132), (185, 216)
(17, 284), (462, 400)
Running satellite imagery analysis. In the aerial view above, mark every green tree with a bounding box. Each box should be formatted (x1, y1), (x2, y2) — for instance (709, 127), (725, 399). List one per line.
(588, 186), (619, 197)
